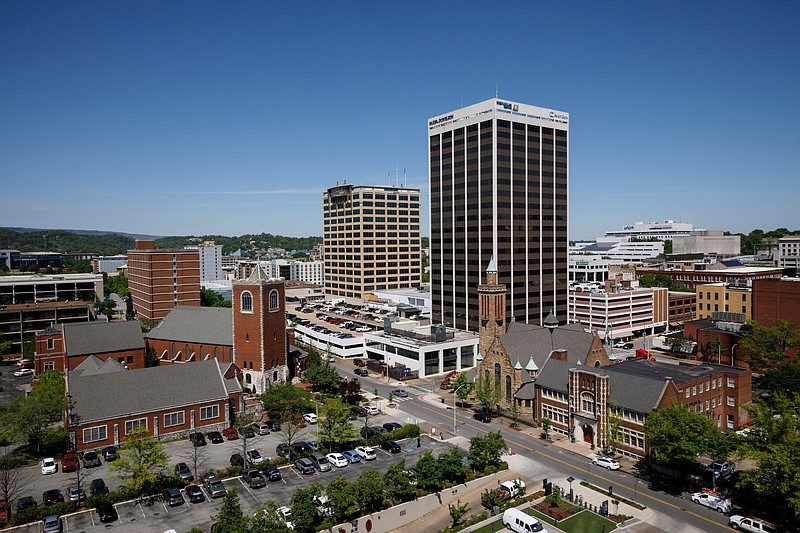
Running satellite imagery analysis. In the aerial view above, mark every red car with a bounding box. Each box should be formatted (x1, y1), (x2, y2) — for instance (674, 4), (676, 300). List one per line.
(61, 453), (78, 473)
(222, 427), (239, 440)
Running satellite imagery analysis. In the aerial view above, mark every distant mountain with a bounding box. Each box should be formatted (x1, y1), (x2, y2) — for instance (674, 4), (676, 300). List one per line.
(4, 227), (159, 240)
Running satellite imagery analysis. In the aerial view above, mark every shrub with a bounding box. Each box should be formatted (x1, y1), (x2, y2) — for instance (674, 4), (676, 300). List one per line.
(10, 501), (78, 526)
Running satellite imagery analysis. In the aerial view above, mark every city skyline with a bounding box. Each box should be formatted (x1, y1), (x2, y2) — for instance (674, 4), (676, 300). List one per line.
(2, 2), (798, 240)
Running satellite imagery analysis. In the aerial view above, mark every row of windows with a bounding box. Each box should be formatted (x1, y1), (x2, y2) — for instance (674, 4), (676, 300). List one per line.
(82, 405), (221, 444)
(542, 404), (569, 426)
(240, 290), (281, 314)
(684, 377), (736, 398)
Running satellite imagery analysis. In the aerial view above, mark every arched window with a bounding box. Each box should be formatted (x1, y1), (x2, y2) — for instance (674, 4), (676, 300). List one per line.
(505, 375), (512, 401)
(273, 370), (279, 382)
(581, 391), (595, 413)
(241, 291), (253, 313)
(495, 363), (501, 385)
(245, 373), (252, 384)
(269, 289), (279, 312)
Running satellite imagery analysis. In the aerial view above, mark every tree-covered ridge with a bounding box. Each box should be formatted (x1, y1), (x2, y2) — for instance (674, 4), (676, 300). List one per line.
(0, 228), (322, 256)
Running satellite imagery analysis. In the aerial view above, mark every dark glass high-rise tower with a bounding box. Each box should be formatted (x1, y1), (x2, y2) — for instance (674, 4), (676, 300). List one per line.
(429, 98), (569, 330)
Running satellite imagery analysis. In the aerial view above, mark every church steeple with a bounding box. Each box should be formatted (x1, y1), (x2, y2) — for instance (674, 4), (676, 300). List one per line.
(478, 257), (507, 339)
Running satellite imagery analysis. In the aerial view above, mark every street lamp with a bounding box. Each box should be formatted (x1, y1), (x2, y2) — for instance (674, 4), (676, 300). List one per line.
(731, 343), (739, 366)
(453, 384), (466, 434)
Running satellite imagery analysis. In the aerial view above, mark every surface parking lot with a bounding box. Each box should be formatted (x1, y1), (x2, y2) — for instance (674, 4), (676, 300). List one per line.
(15, 416), (452, 533)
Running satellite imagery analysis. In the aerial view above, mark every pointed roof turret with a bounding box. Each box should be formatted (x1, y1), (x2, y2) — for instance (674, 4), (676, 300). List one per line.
(476, 351), (483, 361)
(246, 265), (269, 282)
(543, 309), (559, 329)
(486, 256), (496, 273)
(514, 359), (522, 370)
(525, 356), (538, 372)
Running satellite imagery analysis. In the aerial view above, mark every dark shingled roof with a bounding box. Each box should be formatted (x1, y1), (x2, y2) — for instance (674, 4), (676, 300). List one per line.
(71, 355), (126, 377)
(533, 357), (671, 414)
(146, 306), (233, 346)
(499, 321), (598, 370)
(69, 359), (231, 424)
(63, 321), (144, 356)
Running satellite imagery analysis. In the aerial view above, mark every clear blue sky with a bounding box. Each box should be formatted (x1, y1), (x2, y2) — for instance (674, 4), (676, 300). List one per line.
(2, 1), (798, 240)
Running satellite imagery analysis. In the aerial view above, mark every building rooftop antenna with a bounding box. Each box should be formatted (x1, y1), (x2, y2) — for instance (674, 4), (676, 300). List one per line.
(496, 83), (499, 98)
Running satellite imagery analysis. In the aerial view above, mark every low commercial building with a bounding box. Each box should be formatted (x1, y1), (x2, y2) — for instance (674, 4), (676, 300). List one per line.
(0, 273), (103, 304)
(672, 230), (741, 258)
(92, 256), (128, 274)
(66, 357), (241, 451)
(568, 282), (668, 340)
(363, 320), (478, 378)
(778, 236), (800, 271)
(0, 301), (94, 356)
(635, 265), (783, 290)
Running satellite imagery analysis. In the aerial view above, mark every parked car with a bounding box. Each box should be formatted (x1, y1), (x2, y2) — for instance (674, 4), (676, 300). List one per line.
(356, 326), (371, 333)
(67, 486), (86, 502)
(185, 484), (205, 503)
(360, 426), (386, 439)
(175, 462), (194, 481)
(13, 368), (34, 377)
(342, 450), (361, 463)
(326, 453), (349, 468)
(394, 388), (409, 398)
(354, 368), (368, 377)
(294, 457), (315, 474)
(222, 427), (239, 440)
(207, 431), (224, 443)
(239, 426), (256, 439)
(691, 489), (731, 513)
(266, 420), (281, 432)
(97, 503), (117, 523)
(230, 453), (245, 467)
(103, 446), (118, 461)
(276, 443), (295, 459)
(42, 489), (64, 506)
(89, 478), (109, 496)
(189, 432), (207, 446)
(303, 413), (318, 424)
(61, 453), (78, 473)
(383, 422), (402, 432)
(727, 515), (779, 533)
(247, 449), (268, 464)
(350, 406), (367, 418)
(162, 487), (184, 506)
(41, 457), (58, 475)
(243, 470), (267, 489)
(82, 451), (101, 468)
(592, 456), (620, 470)
(473, 412), (491, 423)
(365, 404), (380, 415)
(292, 441), (312, 455)
(252, 422), (271, 435)
(620, 342), (635, 350)
(355, 446), (376, 461)
(706, 460), (735, 478)
(380, 440), (401, 454)
(204, 475), (226, 498)
(16, 496), (36, 512)
(352, 358), (366, 367)
(261, 464), (282, 481)
(309, 452), (331, 472)
(42, 514), (61, 533)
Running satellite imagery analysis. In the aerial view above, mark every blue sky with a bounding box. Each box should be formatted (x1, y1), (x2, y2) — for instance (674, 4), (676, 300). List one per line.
(2, 1), (798, 240)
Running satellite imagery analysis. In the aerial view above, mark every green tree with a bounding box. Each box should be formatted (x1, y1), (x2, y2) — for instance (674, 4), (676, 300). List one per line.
(212, 488), (248, 533)
(104, 274), (129, 298)
(760, 359), (800, 395)
(643, 403), (723, 465)
(289, 483), (323, 533)
(200, 287), (231, 308)
(438, 447), (467, 485)
(481, 487), (501, 509)
(604, 401), (623, 455)
(326, 475), (357, 521)
(251, 501), (295, 533)
(0, 457), (31, 523)
(540, 417), (551, 440)
(144, 344), (159, 367)
(468, 432), (507, 472)
(353, 469), (384, 514)
(260, 382), (313, 420)
(736, 393), (800, 520)
(474, 369), (501, 414)
(414, 450), (442, 492)
(0, 331), (13, 356)
(303, 355), (340, 393)
(109, 426), (169, 494)
(739, 320), (800, 371)
(448, 499), (470, 528)
(664, 332), (694, 355)
(452, 372), (473, 404)
(383, 461), (416, 504)
(316, 399), (359, 452)
(637, 274), (673, 289)
(4, 369), (65, 450)
(703, 337), (722, 363)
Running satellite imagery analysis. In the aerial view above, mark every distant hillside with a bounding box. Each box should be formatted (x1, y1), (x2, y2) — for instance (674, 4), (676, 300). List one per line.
(0, 227), (322, 256)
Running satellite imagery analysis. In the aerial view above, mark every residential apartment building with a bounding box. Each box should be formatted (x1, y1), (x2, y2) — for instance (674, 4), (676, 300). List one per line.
(322, 183), (422, 301)
(429, 98), (569, 330)
(695, 283), (752, 321)
(127, 240), (200, 321)
(568, 283), (668, 340)
(196, 242), (223, 281)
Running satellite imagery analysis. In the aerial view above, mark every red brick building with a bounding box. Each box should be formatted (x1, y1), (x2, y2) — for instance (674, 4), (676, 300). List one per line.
(635, 265), (782, 290)
(752, 278), (800, 327)
(35, 320), (145, 374)
(127, 240), (200, 321)
(67, 357), (241, 452)
(146, 306), (233, 364)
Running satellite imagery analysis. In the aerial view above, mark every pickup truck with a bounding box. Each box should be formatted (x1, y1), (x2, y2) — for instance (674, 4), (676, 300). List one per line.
(482, 479), (526, 505)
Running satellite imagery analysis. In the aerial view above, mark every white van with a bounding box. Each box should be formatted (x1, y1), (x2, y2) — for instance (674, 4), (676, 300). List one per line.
(502, 507), (547, 533)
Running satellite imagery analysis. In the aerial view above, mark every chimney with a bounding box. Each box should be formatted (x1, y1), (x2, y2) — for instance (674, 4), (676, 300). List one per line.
(135, 240), (156, 250)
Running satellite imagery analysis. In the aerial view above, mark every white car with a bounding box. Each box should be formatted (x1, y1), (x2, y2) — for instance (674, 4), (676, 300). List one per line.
(365, 404), (380, 415)
(355, 326), (371, 332)
(326, 453), (349, 468)
(303, 413), (318, 424)
(592, 456), (620, 470)
(277, 506), (295, 529)
(41, 457), (57, 475)
(691, 490), (731, 513)
(355, 446), (376, 461)
(14, 368), (34, 377)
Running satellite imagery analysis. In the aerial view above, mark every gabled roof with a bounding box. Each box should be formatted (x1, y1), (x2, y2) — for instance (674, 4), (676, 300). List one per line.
(69, 359), (232, 424)
(246, 265), (270, 281)
(71, 355), (127, 377)
(146, 306), (233, 347)
(533, 357), (671, 414)
(63, 321), (144, 357)
(498, 321), (598, 370)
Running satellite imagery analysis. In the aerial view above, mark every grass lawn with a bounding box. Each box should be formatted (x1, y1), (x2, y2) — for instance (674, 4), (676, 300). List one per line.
(470, 508), (616, 533)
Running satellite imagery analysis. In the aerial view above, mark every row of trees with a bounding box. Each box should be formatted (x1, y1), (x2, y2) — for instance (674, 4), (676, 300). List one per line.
(213, 432), (508, 533)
